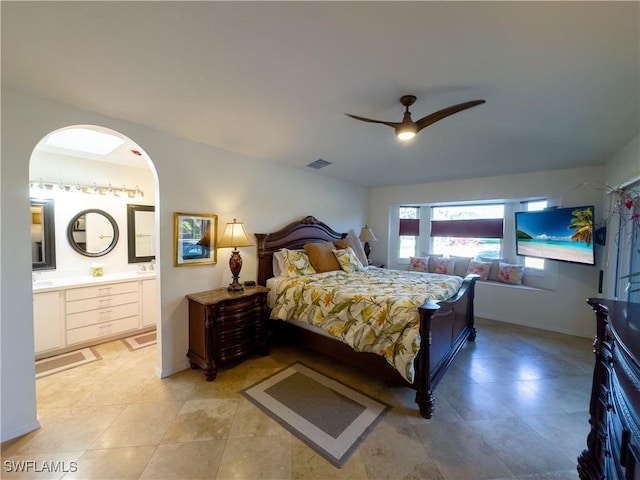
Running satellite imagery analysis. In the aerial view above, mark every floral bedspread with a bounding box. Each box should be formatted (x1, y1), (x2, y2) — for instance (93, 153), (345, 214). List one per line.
(269, 267), (463, 383)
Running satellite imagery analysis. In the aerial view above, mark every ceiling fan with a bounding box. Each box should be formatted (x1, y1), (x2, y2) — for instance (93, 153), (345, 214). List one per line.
(345, 95), (486, 141)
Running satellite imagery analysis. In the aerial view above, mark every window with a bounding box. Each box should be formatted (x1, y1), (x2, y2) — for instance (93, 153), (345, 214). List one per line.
(613, 182), (640, 303)
(431, 204), (504, 258)
(399, 206), (420, 259)
(522, 200), (548, 270)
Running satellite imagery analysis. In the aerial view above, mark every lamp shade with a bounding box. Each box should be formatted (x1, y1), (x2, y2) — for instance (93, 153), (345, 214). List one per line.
(217, 219), (253, 248)
(359, 225), (378, 243)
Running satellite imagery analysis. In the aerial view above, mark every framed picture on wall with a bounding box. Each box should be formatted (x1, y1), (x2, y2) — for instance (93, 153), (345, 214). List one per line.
(174, 212), (218, 267)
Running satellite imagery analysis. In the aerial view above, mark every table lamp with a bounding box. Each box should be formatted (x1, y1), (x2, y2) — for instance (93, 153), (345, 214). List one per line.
(359, 225), (378, 263)
(217, 218), (253, 291)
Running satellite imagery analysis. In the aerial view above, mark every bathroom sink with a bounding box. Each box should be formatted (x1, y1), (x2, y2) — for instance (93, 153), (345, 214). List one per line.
(33, 281), (54, 287)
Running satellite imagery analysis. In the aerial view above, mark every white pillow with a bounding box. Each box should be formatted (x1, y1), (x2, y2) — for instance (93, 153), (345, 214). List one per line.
(272, 250), (285, 277)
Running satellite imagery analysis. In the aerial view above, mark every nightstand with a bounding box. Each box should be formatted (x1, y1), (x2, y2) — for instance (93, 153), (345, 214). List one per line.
(186, 286), (270, 381)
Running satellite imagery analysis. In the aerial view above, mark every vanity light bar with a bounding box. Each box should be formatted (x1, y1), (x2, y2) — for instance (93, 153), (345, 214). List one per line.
(29, 179), (143, 199)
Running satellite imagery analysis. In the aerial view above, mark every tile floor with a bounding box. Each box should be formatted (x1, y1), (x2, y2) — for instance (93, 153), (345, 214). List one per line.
(1, 317), (594, 479)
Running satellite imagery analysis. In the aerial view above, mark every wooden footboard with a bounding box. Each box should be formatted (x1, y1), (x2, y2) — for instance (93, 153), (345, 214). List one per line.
(414, 274), (478, 418)
(256, 216), (479, 419)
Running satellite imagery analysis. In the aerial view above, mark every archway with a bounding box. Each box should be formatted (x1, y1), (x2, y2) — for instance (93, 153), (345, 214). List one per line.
(29, 125), (162, 380)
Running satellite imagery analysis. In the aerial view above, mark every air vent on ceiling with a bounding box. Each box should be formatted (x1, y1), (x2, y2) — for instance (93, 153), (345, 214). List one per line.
(307, 159), (332, 170)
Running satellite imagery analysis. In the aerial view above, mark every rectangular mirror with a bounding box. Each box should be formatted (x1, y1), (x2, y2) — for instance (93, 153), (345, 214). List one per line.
(127, 204), (155, 263)
(31, 198), (56, 270)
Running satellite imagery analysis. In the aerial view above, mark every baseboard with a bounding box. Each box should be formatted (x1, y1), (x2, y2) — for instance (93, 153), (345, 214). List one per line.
(475, 312), (591, 339)
(1, 419), (41, 443)
(157, 360), (190, 379)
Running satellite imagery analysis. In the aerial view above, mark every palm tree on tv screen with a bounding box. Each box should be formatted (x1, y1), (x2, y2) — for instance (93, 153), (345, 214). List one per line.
(569, 208), (593, 245)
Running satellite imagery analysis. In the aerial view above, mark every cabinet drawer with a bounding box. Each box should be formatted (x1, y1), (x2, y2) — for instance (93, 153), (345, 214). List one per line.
(67, 302), (140, 329)
(66, 291), (138, 314)
(217, 295), (264, 315)
(66, 281), (138, 301)
(67, 315), (139, 344)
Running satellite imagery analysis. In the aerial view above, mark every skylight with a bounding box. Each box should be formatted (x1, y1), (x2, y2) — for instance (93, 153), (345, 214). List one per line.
(45, 128), (125, 155)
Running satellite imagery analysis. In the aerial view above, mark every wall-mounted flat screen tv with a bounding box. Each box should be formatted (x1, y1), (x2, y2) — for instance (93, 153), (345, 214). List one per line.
(515, 205), (595, 265)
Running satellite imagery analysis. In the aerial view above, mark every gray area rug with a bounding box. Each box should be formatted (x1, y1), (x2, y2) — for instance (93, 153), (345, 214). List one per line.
(242, 362), (390, 467)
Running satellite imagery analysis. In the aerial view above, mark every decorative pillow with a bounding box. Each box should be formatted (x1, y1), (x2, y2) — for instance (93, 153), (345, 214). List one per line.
(273, 249), (304, 276)
(451, 256), (473, 277)
(334, 233), (368, 267)
(431, 257), (455, 275)
(304, 241), (341, 273)
(409, 256), (429, 272)
(281, 248), (316, 277)
(487, 259), (501, 281)
(466, 260), (492, 280)
(497, 262), (524, 285)
(332, 247), (364, 273)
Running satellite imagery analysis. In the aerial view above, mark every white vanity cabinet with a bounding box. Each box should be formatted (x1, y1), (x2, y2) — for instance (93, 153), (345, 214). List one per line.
(33, 274), (157, 357)
(65, 281), (140, 345)
(33, 291), (64, 354)
(141, 278), (157, 327)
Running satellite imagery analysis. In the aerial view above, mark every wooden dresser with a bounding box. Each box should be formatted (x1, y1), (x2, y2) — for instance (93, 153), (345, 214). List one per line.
(186, 286), (270, 381)
(578, 298), (640, 479)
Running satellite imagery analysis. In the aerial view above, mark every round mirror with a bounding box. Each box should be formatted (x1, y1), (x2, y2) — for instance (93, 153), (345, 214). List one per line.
(67, 209), (119, 257)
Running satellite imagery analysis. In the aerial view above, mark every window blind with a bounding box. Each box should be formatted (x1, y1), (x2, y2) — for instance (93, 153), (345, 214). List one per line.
(399, 218), (420, 236)
(430, 218), (503, 238)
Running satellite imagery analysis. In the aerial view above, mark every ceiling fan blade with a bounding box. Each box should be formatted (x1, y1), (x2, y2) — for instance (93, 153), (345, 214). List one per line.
(415, 100), (486, 132)
(345, 113), (400, 129)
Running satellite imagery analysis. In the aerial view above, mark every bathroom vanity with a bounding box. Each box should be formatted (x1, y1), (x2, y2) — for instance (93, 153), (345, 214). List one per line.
(33, 272), (157, 358)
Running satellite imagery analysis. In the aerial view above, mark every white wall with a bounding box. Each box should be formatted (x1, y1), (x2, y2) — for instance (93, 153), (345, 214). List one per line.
(30, 154), (156, 278)
(605, 135), (640, 188)
(1, 90), (367, 441)
(368, 166), (606, 338)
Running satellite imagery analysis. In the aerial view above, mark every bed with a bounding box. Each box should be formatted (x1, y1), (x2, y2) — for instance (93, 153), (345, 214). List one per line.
(255, 215), (478, 419)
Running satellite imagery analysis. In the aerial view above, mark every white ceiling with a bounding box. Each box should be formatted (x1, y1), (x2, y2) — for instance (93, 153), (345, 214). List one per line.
(3, 2), (638, 188)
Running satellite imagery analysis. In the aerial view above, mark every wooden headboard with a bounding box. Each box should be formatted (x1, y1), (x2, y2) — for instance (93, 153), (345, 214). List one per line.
(255, 215), (347, 286)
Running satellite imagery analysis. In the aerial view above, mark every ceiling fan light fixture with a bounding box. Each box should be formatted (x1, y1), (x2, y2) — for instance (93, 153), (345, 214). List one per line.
(396, 128), (417, 141)
(396, 122), (417, 141)
(346, 95), (486, 142)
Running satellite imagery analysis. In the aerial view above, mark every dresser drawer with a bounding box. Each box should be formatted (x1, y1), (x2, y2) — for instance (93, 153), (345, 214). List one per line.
(67, 315), (139, 344)
(217, 295), (265, 315)
(66, 291), (138, 314)
(67, 302), (140, 329)
(66, 281), (138, 301)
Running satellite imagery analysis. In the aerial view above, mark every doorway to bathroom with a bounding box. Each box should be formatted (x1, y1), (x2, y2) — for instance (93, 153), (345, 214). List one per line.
(29, 125), (161, 379)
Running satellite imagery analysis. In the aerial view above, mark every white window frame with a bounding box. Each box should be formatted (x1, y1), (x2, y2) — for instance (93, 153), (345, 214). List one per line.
(398, 206), (420, 261)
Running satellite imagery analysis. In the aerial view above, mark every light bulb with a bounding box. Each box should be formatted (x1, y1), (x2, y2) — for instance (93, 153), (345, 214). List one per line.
(397, 131), (416, 141)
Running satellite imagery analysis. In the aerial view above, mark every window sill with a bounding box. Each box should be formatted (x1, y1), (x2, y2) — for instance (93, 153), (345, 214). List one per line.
(476, 279), (553, 293)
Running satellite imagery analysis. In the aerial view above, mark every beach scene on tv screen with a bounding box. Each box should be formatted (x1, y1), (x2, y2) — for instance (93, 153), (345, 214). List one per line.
(516, 206), (594, 264)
